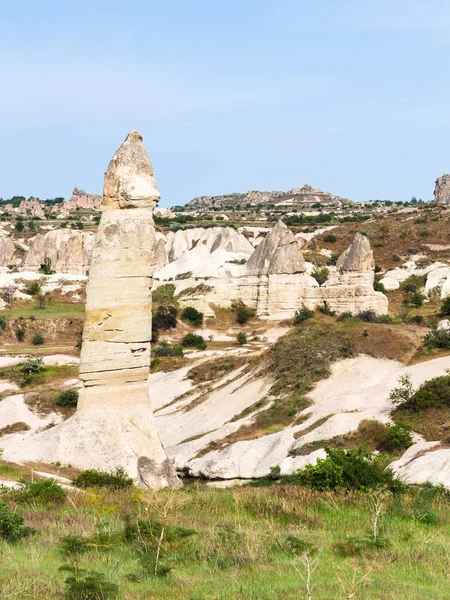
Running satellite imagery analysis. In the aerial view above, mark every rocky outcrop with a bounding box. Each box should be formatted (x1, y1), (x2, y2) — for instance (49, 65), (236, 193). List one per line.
(18, 198), (45, 218)
(434, 175), (450, 204)
(21, 229), (94, 275)
(153, 222), (387, 319)
(320, 233), (388, 314)
(154, 207), (176, 219)
(2, 131), (179, 489)
(186, 185), (343, 209)
(64, 188), (102, 211)
(0, 235), (17, 267)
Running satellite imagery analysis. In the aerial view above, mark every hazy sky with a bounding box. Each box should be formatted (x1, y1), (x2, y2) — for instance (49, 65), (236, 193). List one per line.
(1, 0), (450, 206)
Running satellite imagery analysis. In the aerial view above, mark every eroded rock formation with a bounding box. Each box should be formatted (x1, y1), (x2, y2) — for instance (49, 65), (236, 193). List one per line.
(434, 175), (450, 204)
(64, 188), (102, 211)
(1, 131), (179, 489)
(20, 229), (94, 274)
(18, 198), (45, 218)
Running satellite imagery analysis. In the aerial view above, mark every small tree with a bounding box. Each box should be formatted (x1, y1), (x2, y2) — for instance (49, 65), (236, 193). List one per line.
(181, 306), (204, 327)
(388, 373), (414, 406)
(20, 357), (43, 374)
(32, 332), (45, 345)
(57, 389), (79, 407)
(0, 285), (18, 308)
(293, 305), (314, 324)
(236, 332), (247, 345)
(311, 266), (329, 286)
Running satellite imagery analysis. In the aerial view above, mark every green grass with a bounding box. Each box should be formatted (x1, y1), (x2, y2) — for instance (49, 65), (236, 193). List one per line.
(0, 303), (84, 319)
(0, 484), (450, 599)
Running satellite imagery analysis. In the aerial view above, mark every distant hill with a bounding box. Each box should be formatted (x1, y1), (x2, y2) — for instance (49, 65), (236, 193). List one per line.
(184, 184), (345, 210)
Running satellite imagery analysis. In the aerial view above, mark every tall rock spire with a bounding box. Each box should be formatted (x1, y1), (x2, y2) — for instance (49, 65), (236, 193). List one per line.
(0, 131), (180, 489)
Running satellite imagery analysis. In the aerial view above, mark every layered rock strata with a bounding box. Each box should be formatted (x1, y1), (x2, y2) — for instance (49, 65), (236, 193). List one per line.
(1, 131), (179, 489)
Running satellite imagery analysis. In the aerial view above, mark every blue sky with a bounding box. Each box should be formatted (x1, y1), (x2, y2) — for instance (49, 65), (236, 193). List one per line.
(1, 0), (450, 206)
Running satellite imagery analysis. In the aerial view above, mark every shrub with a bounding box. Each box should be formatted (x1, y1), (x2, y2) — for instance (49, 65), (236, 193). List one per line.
(181, 306), (204, 327)
(441, 296), (450, 316)
(329, 253), (340, 266)
(181, 333), (207, 350)
(374, 280), (387, 293)
(389, 373), (414, 406)
(374, 265), (382, 273)
(26, 281), (41, 296)
(60, 564), (119, 600)
(72, 467), (133, 490)
(393, 254), (401, 262)
(404, 375), (450, 410)
(292, 446), (403, 492)
(16, 327), (25, 342)
(153, 340), (184, 358)
(236, 332), (247, 345)
(152, 305), (177, 330)
(403, 282), (417, 293)
(324, 233), (337, 243)
(32, 332), (45, 345)
(0, 316), (6, 333)
(357, 310), (379, 323)
(336, 311), (353, 321)
(231, 299), (256, 324)
(379, 314), (395, 324)
(20, 357), (43, 374)
(409, 292), (426, 308)
(13, 478), (67, 505)
(318, 302), (335, 316)
(423, 326), (450, 350)
(383, 422), (413, 452)
(0, 502), (33, 542)
(57, 389), (79, 407)
(293, 305), (314, 324)
(311, 266), (329, 286)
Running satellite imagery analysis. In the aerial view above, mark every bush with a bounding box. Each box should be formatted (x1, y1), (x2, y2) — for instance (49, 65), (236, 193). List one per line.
(393, 254), (401, 262)
(291, 446), (403, 492)
(424, 325), (450, 350)
(324, 233), (337, 243)
(152, 284), (176, 304)
(404, 375), (450, 410)
(374, 280), (387, 293)
(0, 316), (6, 333)
(441, 296), (450, 316)
(311, 266), (329, 286)
(236, 332), (247, 345)
(389, 373), (415, 406)
(152, 305), (178, 331)
(357, 310), (379, 323)
(409, 292), (426, 308)
(16, 327), (25, 342)
(181, 333), (207, 350)
(329, 253), (340, 266)
(57, 389), (79, 407)
(336, 311), (353, 321)
(20, 357), (43, 374)
(60, 564), (119, 600)
(181, 306), (204, 327)
(13, 478), (67, 505)
(32, 332), (45, 345)
(72, 467), (133, 490)
(318, 302), (335, 316)
(383, 422), (413, 452)
(231, 299), (256, 324)
(153, 340), (184, 358)
(293, 305), (314, 324)
(0, 502), (33, 542)
(26, 281), (41, 296)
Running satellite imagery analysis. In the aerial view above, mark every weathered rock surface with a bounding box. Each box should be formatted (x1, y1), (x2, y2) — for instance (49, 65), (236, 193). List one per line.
(18, 198), (45, 218)
(434, 174), (450, 204)
(186, 184), (343, 209)
(64, 188), (102, 211)
(153, 221), (387, 319)
(0, 235), (17, 267)
(2, 131), (179, 489)
(21, 229), (94, 275)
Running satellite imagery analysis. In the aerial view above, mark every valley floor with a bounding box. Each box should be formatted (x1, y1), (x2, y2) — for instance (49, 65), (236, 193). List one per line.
(0, 484), (449, 599)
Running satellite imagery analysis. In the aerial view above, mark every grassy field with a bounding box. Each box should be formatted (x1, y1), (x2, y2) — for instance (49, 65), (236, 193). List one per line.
(0, 483), (450, 599)
(0, 302), (85, 319)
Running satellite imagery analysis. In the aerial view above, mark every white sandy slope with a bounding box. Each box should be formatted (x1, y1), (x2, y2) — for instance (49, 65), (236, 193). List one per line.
(3, 350), (450, 484)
